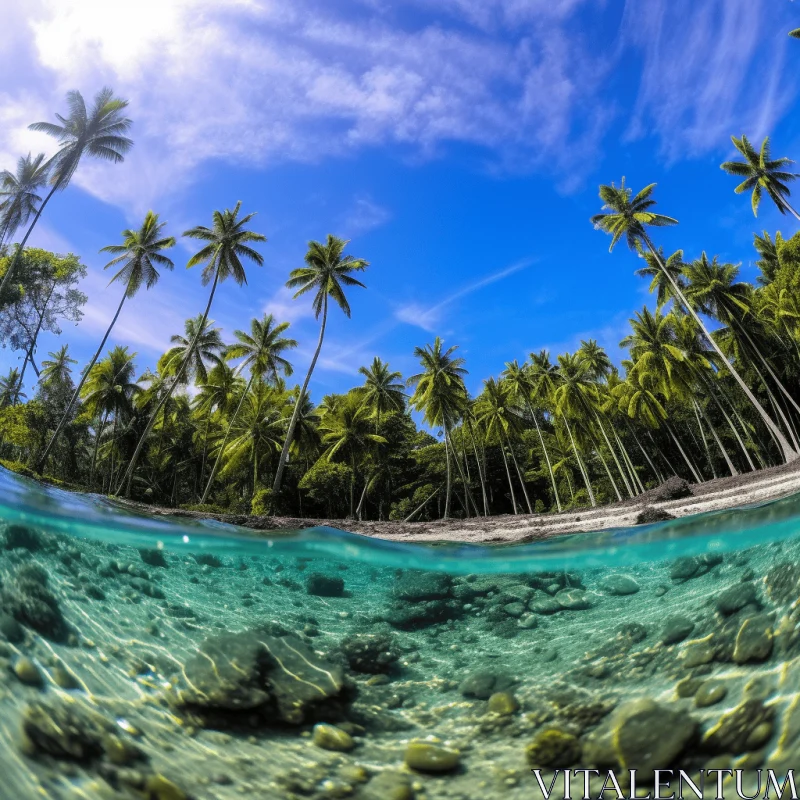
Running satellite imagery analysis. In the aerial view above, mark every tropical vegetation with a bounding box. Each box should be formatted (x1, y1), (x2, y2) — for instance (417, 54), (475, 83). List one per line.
(3, 89), (800, 522)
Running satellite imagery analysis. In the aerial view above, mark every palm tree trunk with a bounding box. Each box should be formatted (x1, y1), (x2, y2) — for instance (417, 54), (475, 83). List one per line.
(466, 417), (489, 515)
(624, 419), (661, 483)
(0, 183), (60, 303)
(613, 426), (645, 493)
(643, 234), (797, 462)
(699, 371), (756, 471)
(697, 400), (737, 477)
(564, 417), (596, 507)
(692, 401), (718, 479)
(110, 413), (119, 488)
(664, 419), (702, 483)
(780, 197), (800, 223)
(90, 411), (108, 489)
(595, 445), (622, 501)
(524, 398), (562, 512)
(404, 485), (441, 522)
(18, 280), (56, 395)
(505, 433), (533, 513)
(118, 271), (221, 497)
(442, 423), (452, 519)
(445, 428), (480, 517)
(594, 411), (634, 497)
(273, 296), (327, 495)
(39, 290), (128, 471)
(499, 444), (518, 514)
(254, 444), (259, 498)
(356, 478), (369, 520)
(201, 374), (253, 503)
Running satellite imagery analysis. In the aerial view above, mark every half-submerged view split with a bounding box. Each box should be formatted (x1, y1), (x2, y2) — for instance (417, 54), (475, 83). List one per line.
(3, 2), (800, 799)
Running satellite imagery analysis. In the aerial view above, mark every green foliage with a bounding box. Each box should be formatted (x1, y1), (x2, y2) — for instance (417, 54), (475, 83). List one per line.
(299, 460), (352, 517)
(251, 488), (273, 516)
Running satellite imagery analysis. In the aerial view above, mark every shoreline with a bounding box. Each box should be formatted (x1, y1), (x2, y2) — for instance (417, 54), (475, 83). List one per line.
(114, 457), (800, 545)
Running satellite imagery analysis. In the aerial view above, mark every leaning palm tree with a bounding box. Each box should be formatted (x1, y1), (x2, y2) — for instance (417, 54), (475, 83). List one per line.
(272, 235), (369, 495)
(0, 88), (133, 301)
(38, 211), (175, 471)
(721, 135), (800, 221)
(161, 316), (225, 386)
(753, 231), (782, 286)
(0, 153), (50, 249)
(200, 314), (296, 502)
(591, 178), (797, 463)
(118, 202), (266, 496)
(791, 29), (800, 40)
(634, 247), (687, 310)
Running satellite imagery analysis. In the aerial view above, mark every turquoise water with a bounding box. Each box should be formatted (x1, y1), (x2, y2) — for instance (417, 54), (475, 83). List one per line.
(1, 467), (800, 798)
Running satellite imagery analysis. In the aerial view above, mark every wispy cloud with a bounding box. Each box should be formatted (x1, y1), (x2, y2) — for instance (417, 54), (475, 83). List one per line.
(339, 195), (391, 237)
(394, 258), (534, 332)
(262, 285), (316, 326)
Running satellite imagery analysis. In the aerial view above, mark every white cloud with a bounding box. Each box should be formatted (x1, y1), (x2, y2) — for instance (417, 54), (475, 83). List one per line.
(262, 285), (316, 326)
(394, 258), (534, 331)
(339, 195), (391, 237)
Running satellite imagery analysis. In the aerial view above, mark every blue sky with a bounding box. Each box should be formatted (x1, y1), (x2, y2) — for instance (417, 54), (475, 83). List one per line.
(2, 0), (800, 404)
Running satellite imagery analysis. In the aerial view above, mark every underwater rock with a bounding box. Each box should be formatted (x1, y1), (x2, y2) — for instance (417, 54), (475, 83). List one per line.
(2, 563), (68, 642)
(392, 572), (451, 602)
(193, 553), (223, 568)
(660, 614), (695, 645)
(733, 614), (774, 664)
(600, 574), (640, 596)
(313, 723), (355, 752)
(502, 601), (526, 617)
(703, 700), (775, 753)
(529, 596), (562, 615)
(13, 656), (43, 687)
(487, 692), (519, 715)
(0, 612), (24, 643)
(172, 628), (347, 726)
(386, 599), (458, 630)
(765, 562), (800, 605)
(21, 698), (121, 762)
(340, 631), (400, 674)
(635, 506), (676, 525)
(669, 553), (723, 583)
(459, 670), (516, 699)
(138, 548), (168, 568)
(646, 476), (692, 502)
(555, 588), (591, 610)
(611, 699), (696, 777)
(526, 729), (582, 768)
(359, 771), (414, 800)
(695, 681), (727, 708)
(716, 582), (758, 615)
(306, 573), (346, 597)
(404, 740), (460, 773)
(2, 524), (55, 553)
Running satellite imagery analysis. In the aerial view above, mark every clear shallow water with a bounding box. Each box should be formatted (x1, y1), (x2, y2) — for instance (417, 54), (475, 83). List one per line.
(1, 468), (800, 799)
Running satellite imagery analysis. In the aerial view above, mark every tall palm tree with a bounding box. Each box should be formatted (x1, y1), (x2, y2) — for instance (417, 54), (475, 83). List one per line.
(407, 336), (469, 519)
(0, 153), (50, 249)
(721, 135), (800, 221)
(201, 314), (296, 502)
(0, 368), (25, 407)
(753, 231), (783, 286)
(162, 316), (225, 386)
(272, 235), (368, 494)
(591, 178), (797, 462)
(501, 359), (561, 512)
(118, 202), (265, 496)
(81, 346), (140, 487)
(358, 357), (405, 426)
(0, 88), (133, 301)
(38, 211), (175, 471)
(791, 29), (800, 39)
(634, 247), (687, 309)
(39, 345), (76, 387)
(474, 377), (530, 514)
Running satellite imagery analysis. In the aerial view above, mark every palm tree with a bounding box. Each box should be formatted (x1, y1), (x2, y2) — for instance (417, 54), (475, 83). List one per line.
(38, 211), (175, 471)
(0, 368), (25, 407)
(407, 336), (470, 519)
(201, 314), (296, 502)
(474, 377), (530, 514)
(162, 316), (225, 386)
(81, 346), (139, 487)
(318, 391), (386, 517)
(591, 178), (797, 462)
(118, 202), (266, 496)
(218, 381), (287, 497)
(272, 235), (368, 495)
(358, 357), (405, 426)
(0, 88), (133, 301)
(39, 345), (76, 387)
(721, 135), (800, 221)
(635, 247), (686, 309)
(501, 359), (561, 512)
(753, 231), (783, 286)
(791, 29), (800, 39)
(0, 153), (50, 249)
